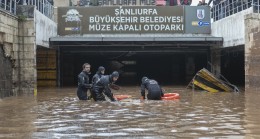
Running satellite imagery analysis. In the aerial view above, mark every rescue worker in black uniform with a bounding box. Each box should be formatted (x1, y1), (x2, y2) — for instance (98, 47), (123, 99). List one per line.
(92, 66), (105, 85)
(92, 71), (119, 102)
(77, 63), (92, 100)
(140, 77), (164, 100)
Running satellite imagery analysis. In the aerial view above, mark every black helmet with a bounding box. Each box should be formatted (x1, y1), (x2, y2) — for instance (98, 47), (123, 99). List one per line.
(111, 71), (119, 78)
(142, 76), (148, 83)
(97, 66), (105, 73)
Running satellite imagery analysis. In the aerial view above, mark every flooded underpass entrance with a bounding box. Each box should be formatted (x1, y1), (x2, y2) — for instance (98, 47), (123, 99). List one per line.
(54, 40), (212, 87)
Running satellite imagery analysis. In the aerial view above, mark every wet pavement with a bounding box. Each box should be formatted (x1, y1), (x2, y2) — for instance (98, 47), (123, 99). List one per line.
(0, 86), (260, 139)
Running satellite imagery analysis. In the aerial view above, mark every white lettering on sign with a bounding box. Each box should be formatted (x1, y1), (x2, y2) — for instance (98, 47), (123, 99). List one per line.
(114, 8), (158, 16)
(89, 16), (138, 23)
(113, 24), (142, 31)
(140, 16), (183, 23)
(87, 7), (184, 32)
(89, 24), (111, 31)
(143, 24), (183, 31)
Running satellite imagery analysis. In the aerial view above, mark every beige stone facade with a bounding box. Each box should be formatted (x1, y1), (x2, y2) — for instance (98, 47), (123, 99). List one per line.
(245, 13), (260, 92)
(54, 0), (71, 7)
(0, 10), (36, 97)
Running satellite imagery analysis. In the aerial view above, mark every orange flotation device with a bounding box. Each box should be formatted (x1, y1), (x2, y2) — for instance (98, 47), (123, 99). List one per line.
(114, 95), (132, 101)
(161, 93), (180, 100)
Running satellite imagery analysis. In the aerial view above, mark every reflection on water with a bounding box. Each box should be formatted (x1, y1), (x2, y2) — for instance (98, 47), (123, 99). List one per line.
(0, 86), (260, 138)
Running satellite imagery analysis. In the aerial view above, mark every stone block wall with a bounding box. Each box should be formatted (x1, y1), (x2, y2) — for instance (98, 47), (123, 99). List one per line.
(0, 9), (36, 97)
(0, 45), (12, 98)
(16, 19), (37, 95)
(0, 11), (18, 97)
(245, 13), (260, 91)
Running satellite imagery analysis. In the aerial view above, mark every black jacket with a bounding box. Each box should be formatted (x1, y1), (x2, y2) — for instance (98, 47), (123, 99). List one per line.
(92, 73), (103, 85)
(141, 79), (164, 100)
(77, 71), (92, 100)
(92, 75), (115, 101)
(92, 66), (105, 85)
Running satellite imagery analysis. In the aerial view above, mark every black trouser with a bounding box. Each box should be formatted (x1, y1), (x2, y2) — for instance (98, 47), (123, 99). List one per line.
(147, 91), (161, 100)
(92, 89), (106, 101)
(77, 87), (88, 100)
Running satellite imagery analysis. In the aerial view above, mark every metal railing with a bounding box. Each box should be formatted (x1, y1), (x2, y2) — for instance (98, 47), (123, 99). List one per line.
(253, 0), (260, 13)
(77, 0), (156, 6)
(0, 0), (17, 14)
(211, 0), (260, 21)
(20, 0), (54, 19)
(0, 0), (54, 19)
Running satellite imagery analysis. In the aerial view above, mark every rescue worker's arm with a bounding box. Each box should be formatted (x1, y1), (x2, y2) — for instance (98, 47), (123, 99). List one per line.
(160, 86), (164, 97)
(109, 83), (120, 90)
(92, 74), (99, 85)
(140, 84), (146, 99)
(78, 74), (92, 89)
(91, 75), (96, 84)
(104, 84), (115, 101)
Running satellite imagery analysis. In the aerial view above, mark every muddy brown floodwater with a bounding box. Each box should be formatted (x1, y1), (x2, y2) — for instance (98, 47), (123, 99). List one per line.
(0, 86), (260, 139)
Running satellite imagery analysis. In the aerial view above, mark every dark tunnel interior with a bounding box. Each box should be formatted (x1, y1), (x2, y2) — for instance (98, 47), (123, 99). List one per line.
(59, 50), (209, 87)
(221, 46), (245, 86)
(39, 41), (245, 88)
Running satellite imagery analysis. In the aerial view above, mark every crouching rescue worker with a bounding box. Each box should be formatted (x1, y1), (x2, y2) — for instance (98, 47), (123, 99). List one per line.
(92, 71), (119, 101)
(140, 77), (164, 100)
(77, 63), (92, 100)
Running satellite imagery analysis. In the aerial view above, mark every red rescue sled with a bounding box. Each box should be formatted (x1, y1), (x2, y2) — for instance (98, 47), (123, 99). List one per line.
(114, 95), (132, 101)
(161, 93), (180, 100)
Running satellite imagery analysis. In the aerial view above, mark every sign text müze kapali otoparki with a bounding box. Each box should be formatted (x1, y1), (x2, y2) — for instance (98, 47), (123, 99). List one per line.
(59, 6), (185, 34)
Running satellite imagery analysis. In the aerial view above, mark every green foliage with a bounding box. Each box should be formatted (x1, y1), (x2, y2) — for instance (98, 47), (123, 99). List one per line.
(17, 15), (27, 21)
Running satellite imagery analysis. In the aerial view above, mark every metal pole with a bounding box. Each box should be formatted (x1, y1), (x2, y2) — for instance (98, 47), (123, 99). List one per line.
(43, 0), (45, 14)
(14, 0), (17, 14)
(4, 0), (7, 10)
(23, 0), (27, 5)
(9, 0), (12, 12)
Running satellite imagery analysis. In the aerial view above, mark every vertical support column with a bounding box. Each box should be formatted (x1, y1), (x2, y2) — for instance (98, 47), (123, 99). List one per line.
(185, 55), (195, 82)
(210, 47), (221, 78)
(17, 17), (37, 95)
(244, 13), (260, 92)
(57, 46), (61, 87)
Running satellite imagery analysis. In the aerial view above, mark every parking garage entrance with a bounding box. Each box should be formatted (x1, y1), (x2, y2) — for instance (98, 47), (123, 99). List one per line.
(48, 36), (222, 87)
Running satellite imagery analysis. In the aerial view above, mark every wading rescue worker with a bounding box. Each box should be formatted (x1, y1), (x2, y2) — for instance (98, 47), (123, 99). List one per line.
(77, 63), (92, 100)
(140, 77), (164, 100)
(92, 71), (119, 102)
(92, 66), (105, 85)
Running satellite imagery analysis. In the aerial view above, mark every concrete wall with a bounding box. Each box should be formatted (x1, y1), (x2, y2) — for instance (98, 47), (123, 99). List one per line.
(0, 10), (19, 97)
(0, 8), (36, 96)
(0, 11), (17, 97)
(244, 13), (260, 91)
(0, 5), (58, 98)
(211, 8), (253, 47)
(35, 10), (57, 48)
(54, 0), (71, 7)
(16, 18), (37, 95)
